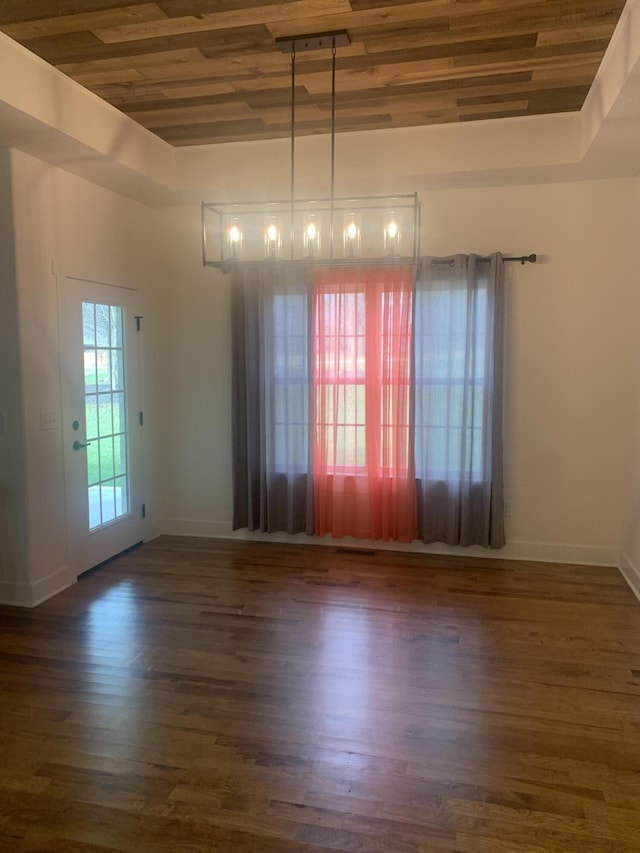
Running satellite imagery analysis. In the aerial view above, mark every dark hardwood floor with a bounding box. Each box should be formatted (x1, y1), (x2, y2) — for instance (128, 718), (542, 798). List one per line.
(1, 536), (640, 852)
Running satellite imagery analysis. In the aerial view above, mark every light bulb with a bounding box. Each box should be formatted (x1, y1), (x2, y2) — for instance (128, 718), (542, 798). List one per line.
(229, 225), (241, 243)
(343, 212), (361, 256)
(303, 217), (320, 256)
(264, 218), (282, 258)
(383, 212), (401, 256)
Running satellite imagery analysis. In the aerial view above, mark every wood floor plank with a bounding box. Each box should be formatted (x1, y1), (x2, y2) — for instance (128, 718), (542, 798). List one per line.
(1, 535), (639, 851)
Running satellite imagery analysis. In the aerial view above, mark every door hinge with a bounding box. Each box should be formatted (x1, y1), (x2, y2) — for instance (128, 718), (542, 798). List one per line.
(134, 315), (143, 331)
(139, 411), (144, 426)
(141, 503), (146, 518)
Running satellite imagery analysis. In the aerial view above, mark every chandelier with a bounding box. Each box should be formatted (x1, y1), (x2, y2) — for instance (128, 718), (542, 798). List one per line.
(201, 31), (421, 268)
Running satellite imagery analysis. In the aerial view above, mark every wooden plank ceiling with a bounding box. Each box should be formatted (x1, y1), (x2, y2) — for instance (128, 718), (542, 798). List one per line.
(0, 1), (627, 147)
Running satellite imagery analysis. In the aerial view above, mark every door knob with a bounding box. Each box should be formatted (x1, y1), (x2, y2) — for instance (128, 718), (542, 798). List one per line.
(73, 440), (92, 450)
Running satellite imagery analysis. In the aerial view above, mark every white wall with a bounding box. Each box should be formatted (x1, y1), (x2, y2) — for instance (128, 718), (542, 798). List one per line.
(2, 148), (165, 605)
(10, 148), (68, 604)
(0, 149), (29, 602)
(157, 178), (638, 567)
(620, 175), (640, 599)
(153, 205), (232, 534)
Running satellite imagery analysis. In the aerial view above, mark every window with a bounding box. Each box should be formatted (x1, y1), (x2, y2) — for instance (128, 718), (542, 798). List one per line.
(314, 288), (367, 471)
(272, 291), (309, 472)
(414, 283), (488, 481)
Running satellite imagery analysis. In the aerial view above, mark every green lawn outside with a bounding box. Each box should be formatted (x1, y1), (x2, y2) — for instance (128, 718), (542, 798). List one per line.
(85, 400), (127, 486)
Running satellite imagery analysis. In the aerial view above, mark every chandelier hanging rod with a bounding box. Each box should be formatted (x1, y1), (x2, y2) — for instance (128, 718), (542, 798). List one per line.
(276, 31), (349, 259)
(290, 45), (295, 258)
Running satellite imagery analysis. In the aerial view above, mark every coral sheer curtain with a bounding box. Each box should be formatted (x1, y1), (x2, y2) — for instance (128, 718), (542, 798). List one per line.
(312, 266), (418, 542)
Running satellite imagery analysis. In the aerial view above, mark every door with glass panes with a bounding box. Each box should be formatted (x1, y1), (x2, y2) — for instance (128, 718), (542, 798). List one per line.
(61, 278), (143, 576)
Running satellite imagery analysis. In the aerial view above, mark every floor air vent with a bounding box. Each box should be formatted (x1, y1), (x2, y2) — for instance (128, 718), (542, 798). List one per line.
(335, 548), (376, 556)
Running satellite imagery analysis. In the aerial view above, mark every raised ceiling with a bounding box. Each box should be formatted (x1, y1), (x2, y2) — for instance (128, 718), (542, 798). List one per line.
(0, 1), (627, 147)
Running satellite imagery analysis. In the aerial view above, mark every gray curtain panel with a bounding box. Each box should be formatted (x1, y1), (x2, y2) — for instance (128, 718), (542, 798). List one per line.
(414, 254), (505, 547)
(231, 265), (314, 534)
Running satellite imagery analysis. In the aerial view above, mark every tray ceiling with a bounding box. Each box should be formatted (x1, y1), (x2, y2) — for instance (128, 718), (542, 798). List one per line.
(0, 1), (627, 147)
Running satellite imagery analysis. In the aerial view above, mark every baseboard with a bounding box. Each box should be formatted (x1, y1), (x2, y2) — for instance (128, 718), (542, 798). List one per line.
(30, 564), (76, 607)
(158, 518), (232, 538)
(0, 563), (75, 607)
(488, 540), (619, 566)
(157, 518), (619, 566)
(619, 552), (640, 602)
(0, 580), (35, 607)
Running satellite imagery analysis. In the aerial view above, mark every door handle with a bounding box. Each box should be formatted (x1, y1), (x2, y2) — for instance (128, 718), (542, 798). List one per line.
(73, 440), (92, 451)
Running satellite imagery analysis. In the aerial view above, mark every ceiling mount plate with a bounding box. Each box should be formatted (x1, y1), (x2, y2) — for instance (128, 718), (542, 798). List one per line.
(276, 30), (351, 54)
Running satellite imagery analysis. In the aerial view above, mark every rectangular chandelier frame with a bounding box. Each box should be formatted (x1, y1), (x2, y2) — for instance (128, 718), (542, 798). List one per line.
(201, 192), (421, 268)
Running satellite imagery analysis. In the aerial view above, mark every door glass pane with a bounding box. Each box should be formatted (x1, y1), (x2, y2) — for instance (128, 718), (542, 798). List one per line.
(84, 350), (97, 393)
(83, 302), (130, 530)
(95, 304), (110, 347)
(83, 303), (95, 346)
(85, 394), (98, 440)
(101, 483), (116, 524)
(110, 306), (122, 347)
(88, 486), (101, 530)
(87, 443), (100, 486)
(97, 350), (111, 391)
(98, 393), (113, 435)
(99, 437), (115, 481)
(112, 392), (125, 432)
(112, 350), (125, 391)
(114, 433), (127, 477)
(114, 476), (128, 516)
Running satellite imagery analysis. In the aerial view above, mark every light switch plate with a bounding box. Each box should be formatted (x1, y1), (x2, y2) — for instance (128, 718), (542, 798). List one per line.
(40, 411), (59, 430)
